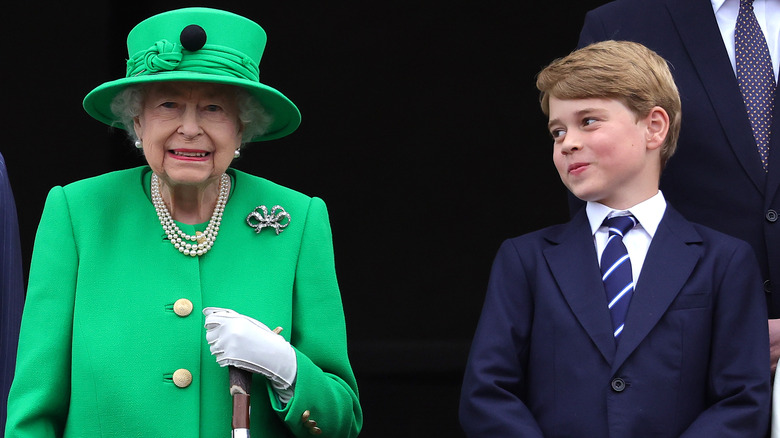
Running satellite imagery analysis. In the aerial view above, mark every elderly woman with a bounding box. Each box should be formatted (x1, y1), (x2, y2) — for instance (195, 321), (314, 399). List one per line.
(6, 7), (362, 437)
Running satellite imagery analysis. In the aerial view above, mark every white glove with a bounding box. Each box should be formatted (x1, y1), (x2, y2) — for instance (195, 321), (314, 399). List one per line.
(204, 307), (297, 393)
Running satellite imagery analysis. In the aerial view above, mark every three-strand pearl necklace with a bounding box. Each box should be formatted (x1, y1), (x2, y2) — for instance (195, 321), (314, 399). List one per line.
(151, 173), (229, 257)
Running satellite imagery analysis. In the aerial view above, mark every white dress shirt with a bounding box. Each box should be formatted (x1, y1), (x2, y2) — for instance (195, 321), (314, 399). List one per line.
(587, 191), (667, 286)
(712, 0), (780, 81)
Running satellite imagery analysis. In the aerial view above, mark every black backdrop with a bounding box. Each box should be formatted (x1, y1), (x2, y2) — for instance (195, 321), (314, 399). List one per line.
(2, 1), (606, 436)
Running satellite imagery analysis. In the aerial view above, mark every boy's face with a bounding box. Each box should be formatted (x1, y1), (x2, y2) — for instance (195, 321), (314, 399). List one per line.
(547, 96), (662, 210)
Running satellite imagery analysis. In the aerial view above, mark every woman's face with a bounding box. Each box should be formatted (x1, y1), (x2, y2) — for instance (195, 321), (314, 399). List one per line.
(134, 81), (243, 189)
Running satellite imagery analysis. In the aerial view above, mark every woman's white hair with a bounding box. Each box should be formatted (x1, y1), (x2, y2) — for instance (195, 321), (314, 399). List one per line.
(109, 83), (272, 146)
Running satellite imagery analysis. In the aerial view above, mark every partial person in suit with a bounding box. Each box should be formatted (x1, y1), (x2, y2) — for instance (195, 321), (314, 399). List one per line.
(576, 0), (780, 370)
(0, 152), (23, 437)
(5, 7), (361, 437)
(459, 40), (770, 437)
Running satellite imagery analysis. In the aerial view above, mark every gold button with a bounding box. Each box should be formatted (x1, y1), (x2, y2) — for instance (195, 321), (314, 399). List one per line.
(173, 369), (193, 388)
(173, 298), (193, 317)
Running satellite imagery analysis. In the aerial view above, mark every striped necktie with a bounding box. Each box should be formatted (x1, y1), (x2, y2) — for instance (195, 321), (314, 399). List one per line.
(735, 0), (776, 170)
(600, 215), (638, 340)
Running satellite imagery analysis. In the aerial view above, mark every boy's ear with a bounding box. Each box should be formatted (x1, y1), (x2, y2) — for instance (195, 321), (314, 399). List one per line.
(644, 106), (669, 150)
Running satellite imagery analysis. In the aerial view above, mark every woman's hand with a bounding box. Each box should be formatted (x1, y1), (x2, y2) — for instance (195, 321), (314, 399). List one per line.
(204, 307), (297, 391)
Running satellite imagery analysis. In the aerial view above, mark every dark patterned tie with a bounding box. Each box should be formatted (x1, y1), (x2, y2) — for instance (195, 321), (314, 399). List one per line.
(735, 0), (776, 170)
(600, 215), (638, 340)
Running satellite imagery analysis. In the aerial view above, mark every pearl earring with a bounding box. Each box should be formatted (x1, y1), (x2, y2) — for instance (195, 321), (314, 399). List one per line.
(234, 149), (241, 159)
(135, 140), (143, 149)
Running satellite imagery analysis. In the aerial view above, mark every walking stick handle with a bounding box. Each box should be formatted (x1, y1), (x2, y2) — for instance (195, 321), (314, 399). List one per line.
(229, 366), (252, 396)
(229, 326), (283, 437)
(230, 367), (252, 436)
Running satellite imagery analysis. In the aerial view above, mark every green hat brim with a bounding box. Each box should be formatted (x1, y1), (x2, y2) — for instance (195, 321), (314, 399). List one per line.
(83, 72), (301, 142)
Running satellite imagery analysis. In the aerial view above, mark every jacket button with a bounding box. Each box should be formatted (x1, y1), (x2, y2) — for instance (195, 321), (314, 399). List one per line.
(765, 280), (773, 294)
(611, 377), (626, 392)
(173, 369), (193, 388)
(173, 298), (193, 317)
(767, 210), (778, 222)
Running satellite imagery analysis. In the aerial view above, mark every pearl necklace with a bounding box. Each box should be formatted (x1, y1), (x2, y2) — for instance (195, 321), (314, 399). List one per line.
(151, 173), (229, 257)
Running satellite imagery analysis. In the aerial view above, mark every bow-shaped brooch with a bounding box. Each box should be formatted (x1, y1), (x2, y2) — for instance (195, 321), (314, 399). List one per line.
(246, 205), (291, 235)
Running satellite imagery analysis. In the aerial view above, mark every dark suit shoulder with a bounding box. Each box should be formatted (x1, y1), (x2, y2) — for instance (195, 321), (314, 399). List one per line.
(688, 221), (756, 254)
(500, 219), (586, 255)
(579, 0), (684, 49)
(587, 0), (667, 16)
(662, 205), (757, 260)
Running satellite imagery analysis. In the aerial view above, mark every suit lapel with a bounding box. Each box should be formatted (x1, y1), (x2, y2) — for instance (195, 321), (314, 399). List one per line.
(764, 85), (780, 202)
(544, 211), (616, 364)
(666, 0), (766, 192)
(611, 206), (702, 372)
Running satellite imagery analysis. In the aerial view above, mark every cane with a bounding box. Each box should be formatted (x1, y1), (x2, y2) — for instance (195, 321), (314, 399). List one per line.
(230, 326), (283, 438)
(230, 366), (252, 438)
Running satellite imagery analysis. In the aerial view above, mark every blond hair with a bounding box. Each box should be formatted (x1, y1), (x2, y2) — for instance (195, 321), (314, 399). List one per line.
(536, 40), (681, 168)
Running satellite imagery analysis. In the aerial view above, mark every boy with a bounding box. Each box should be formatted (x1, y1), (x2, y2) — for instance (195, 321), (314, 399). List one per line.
(459, 41), (770, 437)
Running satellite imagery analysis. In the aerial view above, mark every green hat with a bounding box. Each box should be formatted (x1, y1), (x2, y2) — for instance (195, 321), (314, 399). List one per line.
(83, 7), (300, 142)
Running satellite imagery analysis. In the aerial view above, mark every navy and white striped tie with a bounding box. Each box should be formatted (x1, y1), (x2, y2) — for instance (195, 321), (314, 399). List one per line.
(600, 215), (638, 340)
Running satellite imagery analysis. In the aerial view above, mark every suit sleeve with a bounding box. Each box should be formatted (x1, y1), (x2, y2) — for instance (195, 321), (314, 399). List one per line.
(5, 187), (76, 437)
(0, 153), (24, 436)
(459, 240), (544, 437)
(273, 197), (362, 438)
(578, 9), (609, 48)
(680, 241), (770, 437)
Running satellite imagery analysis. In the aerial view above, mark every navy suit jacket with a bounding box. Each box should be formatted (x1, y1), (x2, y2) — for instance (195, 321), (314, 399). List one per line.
(0, 152), (23, 435)
(459, 206), (770, 437)
(575, 0), (780, 317)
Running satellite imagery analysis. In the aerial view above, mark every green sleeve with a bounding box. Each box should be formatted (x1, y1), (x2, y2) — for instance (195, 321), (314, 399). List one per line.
(6, 187), (76, 437)
(274, 196), (363, 437)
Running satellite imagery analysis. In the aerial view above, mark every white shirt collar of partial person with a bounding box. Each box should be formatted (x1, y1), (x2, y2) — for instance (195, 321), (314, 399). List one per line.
(711, 0), (780, 82)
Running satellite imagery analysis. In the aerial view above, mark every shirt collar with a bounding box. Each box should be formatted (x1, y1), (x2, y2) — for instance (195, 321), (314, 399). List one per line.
(711, 0), (728, 14)
(586, 191), (667, 237)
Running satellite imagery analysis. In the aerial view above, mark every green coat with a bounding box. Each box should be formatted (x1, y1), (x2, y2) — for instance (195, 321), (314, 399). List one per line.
(6, 166), (362, 437)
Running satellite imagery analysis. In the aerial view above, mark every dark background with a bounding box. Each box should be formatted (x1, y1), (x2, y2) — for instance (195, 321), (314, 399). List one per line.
(2, 2), (606, 436)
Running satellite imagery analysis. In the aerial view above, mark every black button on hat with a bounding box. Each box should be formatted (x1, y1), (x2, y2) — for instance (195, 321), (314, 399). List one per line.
(180, 24), (207, 51)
